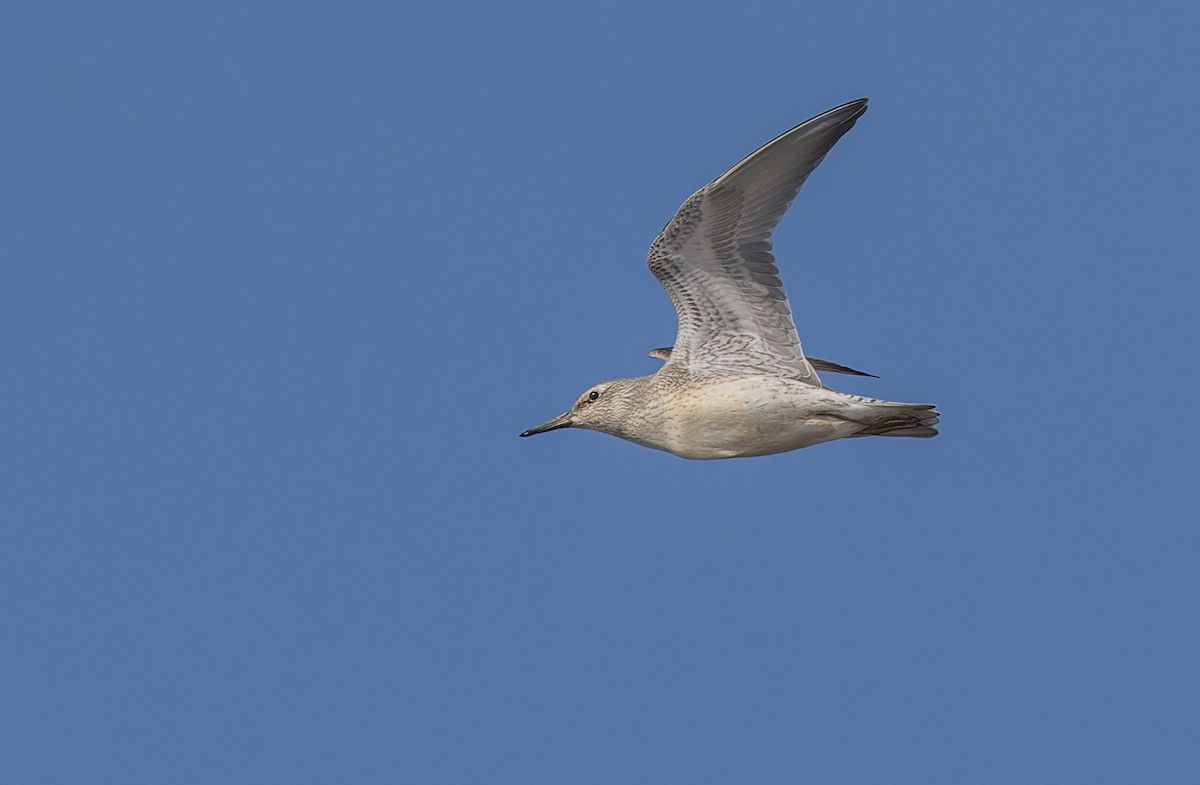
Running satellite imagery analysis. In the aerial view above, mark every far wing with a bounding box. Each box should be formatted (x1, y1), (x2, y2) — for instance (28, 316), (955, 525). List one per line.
(648, 345), (876, 377)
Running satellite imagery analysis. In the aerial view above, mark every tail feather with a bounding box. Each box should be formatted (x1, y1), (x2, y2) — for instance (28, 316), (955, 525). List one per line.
(853, 404), (940, 439)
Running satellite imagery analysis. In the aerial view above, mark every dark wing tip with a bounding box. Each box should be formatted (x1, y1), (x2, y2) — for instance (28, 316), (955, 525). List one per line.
(836, 97), (869, 113)
(807, 357), (879, 378)
(814, 98), (870, 130)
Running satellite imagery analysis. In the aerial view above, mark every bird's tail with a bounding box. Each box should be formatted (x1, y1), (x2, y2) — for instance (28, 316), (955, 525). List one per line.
(853, 403), (940, 438)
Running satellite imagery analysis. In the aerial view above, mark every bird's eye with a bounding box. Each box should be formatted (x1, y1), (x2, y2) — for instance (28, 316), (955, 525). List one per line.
(588, 390), (600, 402)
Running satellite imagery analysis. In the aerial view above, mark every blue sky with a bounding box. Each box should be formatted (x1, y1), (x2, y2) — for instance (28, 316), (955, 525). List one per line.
(3, 1), (1198, 783)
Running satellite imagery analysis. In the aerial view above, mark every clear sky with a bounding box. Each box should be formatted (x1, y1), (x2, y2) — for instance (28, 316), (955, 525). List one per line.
(3, 2), (1198, 783)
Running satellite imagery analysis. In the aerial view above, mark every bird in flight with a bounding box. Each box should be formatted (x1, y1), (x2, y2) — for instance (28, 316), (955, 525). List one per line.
(521, 99), (938, 459)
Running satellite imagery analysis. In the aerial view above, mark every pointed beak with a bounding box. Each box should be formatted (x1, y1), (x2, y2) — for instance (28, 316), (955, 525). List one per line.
(519, 411), (573, 437)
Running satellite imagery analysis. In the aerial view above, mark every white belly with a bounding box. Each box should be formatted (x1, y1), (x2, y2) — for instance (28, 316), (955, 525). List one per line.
(656, 378), (863, 459)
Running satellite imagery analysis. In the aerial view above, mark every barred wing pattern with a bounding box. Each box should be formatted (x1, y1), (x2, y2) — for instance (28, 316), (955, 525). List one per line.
(647, 99), (868, 384)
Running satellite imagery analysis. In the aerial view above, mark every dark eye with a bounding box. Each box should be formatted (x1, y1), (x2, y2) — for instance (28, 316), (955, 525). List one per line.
(588, 390), (600, 402)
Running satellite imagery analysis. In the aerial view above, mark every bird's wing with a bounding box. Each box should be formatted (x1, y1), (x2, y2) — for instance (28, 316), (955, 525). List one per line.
(648, 345), (876, 377)
(647, 99), (868, 383)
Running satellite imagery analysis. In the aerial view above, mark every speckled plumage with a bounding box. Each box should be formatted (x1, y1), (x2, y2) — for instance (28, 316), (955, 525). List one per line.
(521, 99), (939, 460)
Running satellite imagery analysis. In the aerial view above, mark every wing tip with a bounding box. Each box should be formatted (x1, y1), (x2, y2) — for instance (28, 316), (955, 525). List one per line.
(825, 97), (870, 123)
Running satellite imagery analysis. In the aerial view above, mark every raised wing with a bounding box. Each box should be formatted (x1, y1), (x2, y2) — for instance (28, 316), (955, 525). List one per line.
(647, 99), (868, 382)
(648, 346), (877, 377)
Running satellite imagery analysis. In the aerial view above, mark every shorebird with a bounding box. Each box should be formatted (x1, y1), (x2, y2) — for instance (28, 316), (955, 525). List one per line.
(521, 99), (938, 459)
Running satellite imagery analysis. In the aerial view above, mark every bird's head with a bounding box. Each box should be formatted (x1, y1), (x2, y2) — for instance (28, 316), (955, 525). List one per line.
(519, 378), (640, 439)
